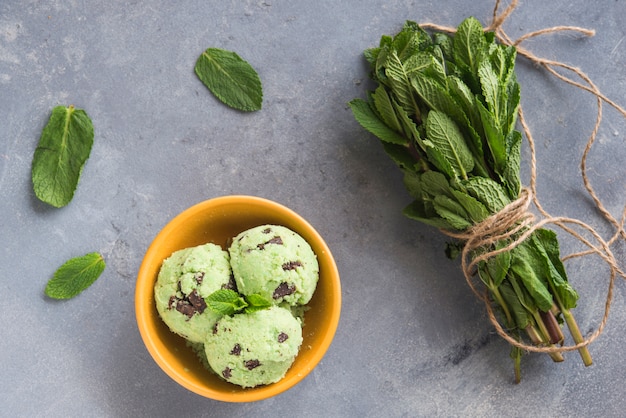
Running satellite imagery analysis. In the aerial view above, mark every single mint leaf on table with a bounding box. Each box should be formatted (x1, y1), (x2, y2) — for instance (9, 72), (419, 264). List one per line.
(31, 105), (94, 208)
(45, 252), (105, 299)
(206, 289), (248, 315)
(194, 47), (263, 112)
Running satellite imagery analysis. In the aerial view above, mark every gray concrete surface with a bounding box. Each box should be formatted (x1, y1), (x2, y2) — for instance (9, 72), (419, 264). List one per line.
(1, 0), (625, 416)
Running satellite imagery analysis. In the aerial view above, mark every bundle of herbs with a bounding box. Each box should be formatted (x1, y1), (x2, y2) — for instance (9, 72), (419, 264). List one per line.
(349, 17), (591, 382)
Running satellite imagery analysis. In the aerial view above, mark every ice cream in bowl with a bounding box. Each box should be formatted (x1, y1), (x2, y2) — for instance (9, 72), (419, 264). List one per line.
(135, 195), (341, 402)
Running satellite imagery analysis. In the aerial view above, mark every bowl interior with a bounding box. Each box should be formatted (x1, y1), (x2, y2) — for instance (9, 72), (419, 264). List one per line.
(135, 195), (341, 402)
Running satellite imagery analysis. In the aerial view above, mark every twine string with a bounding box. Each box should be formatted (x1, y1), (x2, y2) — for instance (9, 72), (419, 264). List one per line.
(422, 0), (626, 354)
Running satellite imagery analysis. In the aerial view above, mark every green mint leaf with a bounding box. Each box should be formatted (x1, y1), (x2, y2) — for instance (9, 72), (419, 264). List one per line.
(31, 105), (94, 208)
(509, 241), (554, 312)
(244, 294), (272, 313)
(194, 47), (263, 112)
(502, 130), (522, 198)
(452, 17), (487, 89)
(424, 110), (474, 179)
(460, 176), (511, 213)
(384, 50), (420, 117)
(498, 280), (531, 329)
(450, 189), (490, 224)
(348, 99), (407, 145)
(383, 142), (419, 170)
(45, 252), (105, 299)
(530, 230), (579, 309)
(475, 97), (507, 174)
(371, 85), (404, 133)
(403, 199), (454, 229)
(206, 289), (248, 315)
(432, 195), (473, 230)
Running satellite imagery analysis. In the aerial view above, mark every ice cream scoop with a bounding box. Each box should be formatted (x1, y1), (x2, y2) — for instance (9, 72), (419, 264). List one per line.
(229, 224), (319, 306)
(205, 306), (303, 388)
(154, 243), (234, 343)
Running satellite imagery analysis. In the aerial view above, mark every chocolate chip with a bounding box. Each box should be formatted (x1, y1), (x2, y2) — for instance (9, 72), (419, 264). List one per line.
(173, 289), (206, 318)
(222, 367), (232, 379)
(244, 359), (261, 370)
(262, 227), (272, 234)
(168, 296), (177, 309)
(187, 290), (207, 313)
(282, 260), (302, 271)
(273, 282), (296, 299)
(212, 323), (219, 335)
(175, 301), (196, 318)
(222, 273), (237, 291)
(257, 236), (283, 250)
(230, 343), (242, 356)
(278, 332), (289, 343)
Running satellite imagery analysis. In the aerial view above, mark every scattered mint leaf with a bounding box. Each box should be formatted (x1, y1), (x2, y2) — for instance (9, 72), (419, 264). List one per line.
(31, 105), (94, 208)
(194, 47), (263, 111)
(244, 294), (272, 313)
(45, 252), (105, 299)
(206, 289), (248, 315)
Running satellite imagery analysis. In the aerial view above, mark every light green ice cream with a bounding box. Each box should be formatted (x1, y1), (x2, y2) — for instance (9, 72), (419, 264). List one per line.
(154, 243), (234, 343)
(205, 306), (303, 388)
(228, 225), (319, 306)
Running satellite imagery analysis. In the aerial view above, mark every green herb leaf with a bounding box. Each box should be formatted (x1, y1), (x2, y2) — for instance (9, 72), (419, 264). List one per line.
(460, 176), (511, 213)
(450, 189), (490, 223)
(433, 195), (473, 230)
(509, 242), (554, 312)
(349, 99), (407, 145)
(384, 50), (421, 118)
(530, 229), (579, 309)
(371, 85), (404, 133)
(452, 17), (487, 90)
(45, 252), (105, 299)
(244, 294), (272, 313)
(31, 105), (94, 208)
(424, 110), (474, 179)
(206, 289), (248, 315)
(194, 47), (263, 111)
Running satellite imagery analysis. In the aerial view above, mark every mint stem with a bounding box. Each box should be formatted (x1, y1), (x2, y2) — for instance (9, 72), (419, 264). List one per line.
(562, 308), (593, 366)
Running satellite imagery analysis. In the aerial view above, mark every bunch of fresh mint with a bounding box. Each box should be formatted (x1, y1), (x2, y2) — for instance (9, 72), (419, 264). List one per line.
(349, 17), (589, 381)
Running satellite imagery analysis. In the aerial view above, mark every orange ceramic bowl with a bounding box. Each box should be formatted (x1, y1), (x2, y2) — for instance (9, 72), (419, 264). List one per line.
(135, 195), (341, 402)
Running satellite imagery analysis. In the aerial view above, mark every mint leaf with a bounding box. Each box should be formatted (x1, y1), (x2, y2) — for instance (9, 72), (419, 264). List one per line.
(206, 289), (248, 315)
(31, 105), (94, 208)
(384, 50), (420, 117)
(349, 98), (407, 145)
(45, 252), (105, 299)
(194, 48), (263, 111)
(244, 294), (272, 313)
(452, 17), (487, 89)
(424, 110), (474, 179)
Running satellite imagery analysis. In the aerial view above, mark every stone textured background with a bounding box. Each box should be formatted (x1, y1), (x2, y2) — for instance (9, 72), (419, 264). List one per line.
(1, 0), (625, 416)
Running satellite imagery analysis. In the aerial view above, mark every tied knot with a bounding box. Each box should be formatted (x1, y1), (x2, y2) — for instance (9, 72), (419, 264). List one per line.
(441, 188), (537, 303)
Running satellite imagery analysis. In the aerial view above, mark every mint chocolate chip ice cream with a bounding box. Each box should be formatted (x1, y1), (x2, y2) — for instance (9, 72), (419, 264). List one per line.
(205, 306), (303, 388)
(228, 225), (319, 306)
(154, 243), (235, 343)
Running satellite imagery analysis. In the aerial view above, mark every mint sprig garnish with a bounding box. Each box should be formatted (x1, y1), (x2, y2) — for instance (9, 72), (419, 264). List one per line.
(31, 105), (94, 208)
(194, 47), (263, 112)
(206, 289), (272, 315)
(44, 252), (105, 299)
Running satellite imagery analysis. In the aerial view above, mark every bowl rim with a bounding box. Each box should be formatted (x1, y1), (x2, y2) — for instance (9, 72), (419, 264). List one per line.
(135, 195), (341, 402)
